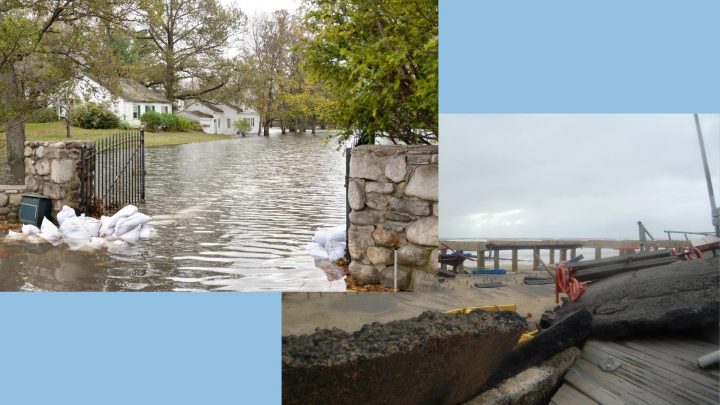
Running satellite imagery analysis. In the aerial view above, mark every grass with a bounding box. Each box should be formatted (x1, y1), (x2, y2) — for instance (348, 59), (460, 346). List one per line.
(0, 121), (231, 152)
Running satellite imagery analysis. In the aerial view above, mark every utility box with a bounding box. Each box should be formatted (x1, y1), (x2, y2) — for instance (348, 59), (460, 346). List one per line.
(19, 194), (52, 227)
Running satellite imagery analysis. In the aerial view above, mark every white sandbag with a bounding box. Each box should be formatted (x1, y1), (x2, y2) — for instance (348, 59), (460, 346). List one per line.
(6, 230), (23, 238)
(305, 243), (329, 260)
(312, 229), (330, 246)
(38, 217), (63, 244)
(56, 205), (77, 226)
(139, 223), (151, 239)
(327, 241), (346, 261)
(22, 224), (40, 235)
(118, 224), (142, 243)
(73, 237), (107, 252)
(76, 215), (101, 237)
(59, 217), (93, 240)
(328, 228), (346, 243)
(113, 213), (151, 237)
(99, 205), (138, 236)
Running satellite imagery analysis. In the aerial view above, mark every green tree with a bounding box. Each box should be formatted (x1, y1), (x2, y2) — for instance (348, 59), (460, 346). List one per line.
(237, 10), (297, 136)
(303, 0), (438, 145)
(232, 118), (252, 135)
(136, 0), (246, 109)
(0, 0), (136, 162)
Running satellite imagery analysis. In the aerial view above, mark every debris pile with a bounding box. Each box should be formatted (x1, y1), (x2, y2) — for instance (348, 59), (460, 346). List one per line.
(558, 255), (719, 339)
(283, 310), (527, 405)
(6, 204), (151, 250)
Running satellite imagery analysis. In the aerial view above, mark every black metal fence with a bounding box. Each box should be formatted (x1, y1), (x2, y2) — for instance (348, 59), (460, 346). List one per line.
(79, 129), (145, 216)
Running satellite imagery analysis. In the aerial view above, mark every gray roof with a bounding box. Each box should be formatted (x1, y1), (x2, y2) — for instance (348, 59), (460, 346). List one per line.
(199, 101), (223, 113)
(179, 110), (213, 119)
(118, 78), (170, 103)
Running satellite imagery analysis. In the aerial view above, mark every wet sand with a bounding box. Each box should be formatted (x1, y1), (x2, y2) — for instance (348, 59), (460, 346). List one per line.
(282, 270), (558, 335)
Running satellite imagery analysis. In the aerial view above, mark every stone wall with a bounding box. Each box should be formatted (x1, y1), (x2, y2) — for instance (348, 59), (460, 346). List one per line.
(0, 185), (28, 222)
(347, 145), (438, 289)
(24, 141), (94, 217)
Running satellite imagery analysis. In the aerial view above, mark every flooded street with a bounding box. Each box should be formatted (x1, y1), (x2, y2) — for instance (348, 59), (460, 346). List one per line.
(0, 131), (348, 291)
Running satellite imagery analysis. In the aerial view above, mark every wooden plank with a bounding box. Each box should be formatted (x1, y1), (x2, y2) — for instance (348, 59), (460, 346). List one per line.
(551, 383), (599, 405)
(565, 358), (674, 405)
(582, 340), (718, 405)
(607, 339), (720, 390)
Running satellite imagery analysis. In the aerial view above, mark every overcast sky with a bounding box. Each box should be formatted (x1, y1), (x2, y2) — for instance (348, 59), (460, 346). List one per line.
(221, 0), (300, 17)
(440, 114), (720, 239)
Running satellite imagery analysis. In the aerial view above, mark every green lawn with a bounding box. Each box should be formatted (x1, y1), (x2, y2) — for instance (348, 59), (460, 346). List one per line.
(1, 121), (231, 151)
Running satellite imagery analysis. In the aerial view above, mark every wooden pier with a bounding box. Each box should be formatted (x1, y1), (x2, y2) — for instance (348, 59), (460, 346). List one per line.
(440, 239), (689, 271)
(551, 335), (720, 404)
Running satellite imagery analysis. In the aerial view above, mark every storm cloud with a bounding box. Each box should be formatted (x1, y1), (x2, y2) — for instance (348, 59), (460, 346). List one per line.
(440, 114), (720, 239)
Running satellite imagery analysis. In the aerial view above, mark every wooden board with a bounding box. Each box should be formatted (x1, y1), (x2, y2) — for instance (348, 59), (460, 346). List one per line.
(551, 337), (720, 405)
(550, 383), (599, 405)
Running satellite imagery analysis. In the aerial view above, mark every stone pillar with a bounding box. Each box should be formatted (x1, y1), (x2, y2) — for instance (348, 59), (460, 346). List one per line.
(347, 145), (438, 290)
(0, 185), (28, 222)
(24, 141), (94, 217)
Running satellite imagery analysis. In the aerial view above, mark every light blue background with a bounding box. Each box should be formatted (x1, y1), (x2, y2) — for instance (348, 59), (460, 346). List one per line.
(440, 0), (720, 112)
(4, 2), (720, 404)
(0, 293), (280, 404)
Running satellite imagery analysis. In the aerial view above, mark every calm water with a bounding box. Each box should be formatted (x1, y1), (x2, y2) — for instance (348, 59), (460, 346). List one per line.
(0, 131), (347, 291)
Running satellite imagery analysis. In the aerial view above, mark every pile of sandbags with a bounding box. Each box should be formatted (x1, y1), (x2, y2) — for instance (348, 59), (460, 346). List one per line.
(305, 226), (346, 261)
(5, 204), (152, 250)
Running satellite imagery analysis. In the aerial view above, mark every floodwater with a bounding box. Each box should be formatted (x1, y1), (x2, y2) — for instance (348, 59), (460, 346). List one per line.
(0, 130), (348, 291)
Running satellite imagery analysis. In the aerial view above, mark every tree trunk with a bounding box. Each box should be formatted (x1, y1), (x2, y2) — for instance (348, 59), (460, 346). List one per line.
(280, 119), (286, 134)
(257, 114), (262, 136)
(311, 117), (316, 134)
(263, 125), (270, 136)
(1, 60), (25, 163)
(65, 101), (72, 138)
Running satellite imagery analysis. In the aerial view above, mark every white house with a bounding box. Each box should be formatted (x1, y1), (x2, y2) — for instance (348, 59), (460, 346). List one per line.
(178, 100), (260, 135)
(66, 76), (172, 127)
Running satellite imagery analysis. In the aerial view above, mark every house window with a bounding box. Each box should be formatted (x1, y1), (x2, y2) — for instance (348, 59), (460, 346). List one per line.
(152, 105), (156, 112)
(133, 105), (140, 119)
(227, 119), (231, 128)
(145, 105), (151, 113)
(162, 106), (168, 113)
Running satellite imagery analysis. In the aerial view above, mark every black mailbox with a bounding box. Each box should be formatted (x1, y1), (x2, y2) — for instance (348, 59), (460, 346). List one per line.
(19, 194), (52, 227)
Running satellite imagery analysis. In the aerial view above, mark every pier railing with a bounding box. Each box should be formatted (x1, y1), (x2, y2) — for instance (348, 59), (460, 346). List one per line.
(440, 239), (689, 272)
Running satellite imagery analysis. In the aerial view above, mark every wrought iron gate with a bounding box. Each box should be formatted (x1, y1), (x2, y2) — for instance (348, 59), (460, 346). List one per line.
(79, 129), (145, 216)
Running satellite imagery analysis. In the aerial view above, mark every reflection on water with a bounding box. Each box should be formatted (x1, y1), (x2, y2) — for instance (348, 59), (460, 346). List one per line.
(0, 131), (347, 291)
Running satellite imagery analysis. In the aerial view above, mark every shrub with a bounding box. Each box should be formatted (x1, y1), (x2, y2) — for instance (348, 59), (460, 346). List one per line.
(141, 111), (189, 131)
(233, 119), (252, 135)
(72, 103), (120, 129)
(119, 120), (131, 130)
(177, 116), (192, 132)
(140, 111), (163, 131)
(161, 113), (179, 131)
(30, 107), (59, 123)
(189, 121), (203, 132)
